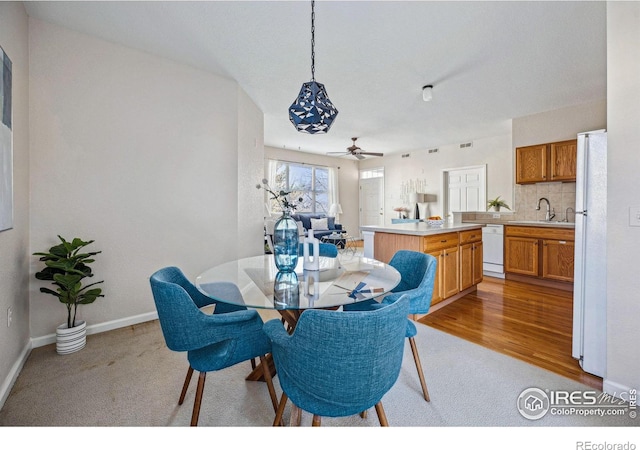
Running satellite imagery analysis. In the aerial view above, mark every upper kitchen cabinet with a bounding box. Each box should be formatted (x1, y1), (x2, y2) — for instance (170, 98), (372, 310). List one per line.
(515, 139), (577, 184)
(549, 140), (577, 181)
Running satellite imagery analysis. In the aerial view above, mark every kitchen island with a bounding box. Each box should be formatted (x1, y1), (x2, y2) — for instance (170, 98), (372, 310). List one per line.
(360, 222), (485, 312)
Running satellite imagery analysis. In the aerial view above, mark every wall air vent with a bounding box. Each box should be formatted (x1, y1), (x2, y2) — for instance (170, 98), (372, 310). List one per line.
(428, 148), (439, 154)
(460, 142), (473, 149)
(401, 153), (411, 158)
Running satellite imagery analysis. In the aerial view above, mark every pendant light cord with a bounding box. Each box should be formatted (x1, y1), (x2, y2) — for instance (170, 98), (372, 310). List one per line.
(311, 0), (315, 81)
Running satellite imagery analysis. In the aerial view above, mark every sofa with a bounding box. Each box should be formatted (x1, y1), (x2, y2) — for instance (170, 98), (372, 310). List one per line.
(290, 213), (345, 240)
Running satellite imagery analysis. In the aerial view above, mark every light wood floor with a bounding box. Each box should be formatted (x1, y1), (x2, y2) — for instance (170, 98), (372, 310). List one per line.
(419, 276), (603, 390)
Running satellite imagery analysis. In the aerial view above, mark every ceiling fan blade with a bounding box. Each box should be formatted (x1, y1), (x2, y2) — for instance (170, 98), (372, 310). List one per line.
(355, 153), (366, 160)
(326, 151), (351, 155)
(360, 152), (384, 157)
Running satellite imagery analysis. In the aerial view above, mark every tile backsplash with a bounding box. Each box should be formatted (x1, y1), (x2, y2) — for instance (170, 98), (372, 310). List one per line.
(459, 181), (577, 223)
(513, 182), (576, 222)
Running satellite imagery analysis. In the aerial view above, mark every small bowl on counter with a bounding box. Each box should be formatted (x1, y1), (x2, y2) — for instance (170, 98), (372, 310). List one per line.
(427, 219), (445, 227)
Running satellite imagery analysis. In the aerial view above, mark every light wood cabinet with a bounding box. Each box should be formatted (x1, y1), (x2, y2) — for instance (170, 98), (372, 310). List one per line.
(515, 139), (577, 184)
(373, 232), (421, 264)
(542, 238), (575, 282)
(372, 227), (483, 307)
(424, 231), (461, 306)
(504, 225), (574, 284)
(460, 229), (483, 290)
(515, 144), (547, 184)
(549, 140), (577, 182)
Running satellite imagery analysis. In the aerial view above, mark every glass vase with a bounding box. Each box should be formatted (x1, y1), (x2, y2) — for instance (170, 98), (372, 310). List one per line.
(273, 211), (299, 272)
(273, 271), (300, 309)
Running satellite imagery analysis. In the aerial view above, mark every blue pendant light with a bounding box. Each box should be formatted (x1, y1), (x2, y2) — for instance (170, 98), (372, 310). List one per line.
(289, 0), (338, 134)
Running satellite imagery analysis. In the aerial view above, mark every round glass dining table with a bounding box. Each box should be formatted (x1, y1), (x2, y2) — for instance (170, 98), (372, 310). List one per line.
(195, 254), (401, 314)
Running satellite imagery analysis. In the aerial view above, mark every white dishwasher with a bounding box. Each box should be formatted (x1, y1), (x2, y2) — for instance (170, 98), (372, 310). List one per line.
(482, 224), (504, 278)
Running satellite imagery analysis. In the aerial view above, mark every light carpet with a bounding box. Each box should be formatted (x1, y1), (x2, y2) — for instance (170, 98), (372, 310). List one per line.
(0, 317), (636, 428)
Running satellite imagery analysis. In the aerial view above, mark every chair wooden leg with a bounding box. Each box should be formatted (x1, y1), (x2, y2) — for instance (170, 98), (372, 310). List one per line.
(290, 404), (302, 426)
(251, 358), (256, 370)
(359, 410), (368, 419)
(260, 355), (279, 413)
(179, 366), (194, 405)
(409, 336), (430, 402)
(190, 372), (206, 426)
(374, 402), (389, 426)
(312, 415), (322, 426)
(273, 392), (288, 426)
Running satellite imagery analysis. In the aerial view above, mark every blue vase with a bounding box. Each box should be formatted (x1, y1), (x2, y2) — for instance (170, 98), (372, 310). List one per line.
(273, 212), (299, 272)
(273, 271), (300, 309)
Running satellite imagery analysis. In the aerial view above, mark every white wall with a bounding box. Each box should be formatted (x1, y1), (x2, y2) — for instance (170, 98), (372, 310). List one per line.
(358, 134), (513, 223)
(263, 146), (360, 238)
(27, 19), (260, 339)
(237, 87), (265, 258)
(513, 99), (607, 148)
(511, 100), (606, 221)
(605, 1), (640, 396)
(0, 2), (30, 407)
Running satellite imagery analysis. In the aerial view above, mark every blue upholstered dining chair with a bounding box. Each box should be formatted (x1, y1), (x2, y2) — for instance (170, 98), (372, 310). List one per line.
(149, 266), (279, 426)
(298, 242), (339, 258)
(264, 295), (410, 426)
(343, 250), (437, 402)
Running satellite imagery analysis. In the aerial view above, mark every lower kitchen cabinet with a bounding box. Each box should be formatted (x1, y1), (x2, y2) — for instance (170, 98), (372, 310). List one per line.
(460, 231), (483, 290)
(504, 225), (574, 285)
(542, 239), (575, 282)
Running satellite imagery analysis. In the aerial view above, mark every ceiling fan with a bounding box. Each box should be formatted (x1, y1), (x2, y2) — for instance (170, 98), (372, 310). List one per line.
(326, 137), (384, 160)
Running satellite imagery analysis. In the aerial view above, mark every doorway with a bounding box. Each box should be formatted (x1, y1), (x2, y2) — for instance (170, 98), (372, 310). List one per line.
(443, 165), (487, 218)
(359, 168), (384, 232)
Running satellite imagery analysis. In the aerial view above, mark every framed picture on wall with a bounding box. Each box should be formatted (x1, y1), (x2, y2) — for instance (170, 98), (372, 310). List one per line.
(0, 45), (13, 232)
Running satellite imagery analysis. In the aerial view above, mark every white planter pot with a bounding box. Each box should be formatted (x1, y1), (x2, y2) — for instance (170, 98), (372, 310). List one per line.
(56, 320), (87, 355)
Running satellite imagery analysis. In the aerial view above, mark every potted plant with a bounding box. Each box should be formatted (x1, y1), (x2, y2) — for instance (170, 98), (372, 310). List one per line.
(33, 236), (104, 355)
(487, 196), (511, 212)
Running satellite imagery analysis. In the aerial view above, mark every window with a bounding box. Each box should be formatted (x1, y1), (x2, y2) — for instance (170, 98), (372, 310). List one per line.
(360, 167), (384, 179)
(266, 160), (338, 215)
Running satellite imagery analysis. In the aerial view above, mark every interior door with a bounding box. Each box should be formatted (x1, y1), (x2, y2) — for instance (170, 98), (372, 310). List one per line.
(360, 177), (384, 228)
(444, 165), (486, 217)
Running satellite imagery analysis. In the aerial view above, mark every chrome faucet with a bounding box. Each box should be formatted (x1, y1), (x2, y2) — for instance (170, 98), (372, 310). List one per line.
(564, 207), (575, 223)
(536, 197), (555, 221)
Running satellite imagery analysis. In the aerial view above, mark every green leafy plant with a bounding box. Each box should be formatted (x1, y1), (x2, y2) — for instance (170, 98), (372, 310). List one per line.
(33, 236), (104, 328)
(487, 196), (511, 211)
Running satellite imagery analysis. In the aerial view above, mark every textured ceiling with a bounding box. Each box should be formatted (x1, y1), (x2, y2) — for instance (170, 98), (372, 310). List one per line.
(24, 1), (607, 158)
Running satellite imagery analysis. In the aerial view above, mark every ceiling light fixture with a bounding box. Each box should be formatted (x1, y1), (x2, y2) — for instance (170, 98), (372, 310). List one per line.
(422, 85), (433, 102)
(289, 0), (338, 134)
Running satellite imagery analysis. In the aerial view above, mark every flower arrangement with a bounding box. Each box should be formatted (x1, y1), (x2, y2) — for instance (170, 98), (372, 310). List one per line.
(257, 178), (303, 214)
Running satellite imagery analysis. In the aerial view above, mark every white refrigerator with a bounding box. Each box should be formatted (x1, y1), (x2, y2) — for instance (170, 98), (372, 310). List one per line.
(572, 129), (607, 378)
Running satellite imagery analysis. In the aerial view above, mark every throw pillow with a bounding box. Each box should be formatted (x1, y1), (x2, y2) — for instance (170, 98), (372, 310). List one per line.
(310, 217), (329, 231)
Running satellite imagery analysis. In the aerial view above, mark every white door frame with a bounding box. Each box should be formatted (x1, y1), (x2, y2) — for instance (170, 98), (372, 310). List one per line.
(442, 164), (487, 218)
(359, 172), (385, 236)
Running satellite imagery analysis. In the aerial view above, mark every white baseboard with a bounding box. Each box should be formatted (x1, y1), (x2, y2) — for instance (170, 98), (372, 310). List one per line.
(30, 311), (159, 349)
(0, 340), (31, 411)
(1, 311), (159, 410)
(603, 378), (636, 400)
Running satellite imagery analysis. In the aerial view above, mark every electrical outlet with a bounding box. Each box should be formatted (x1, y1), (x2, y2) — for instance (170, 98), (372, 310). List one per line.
(493, 214), (500, 219)
(630, 207), (640, 227)
(7, 307), (12, 328)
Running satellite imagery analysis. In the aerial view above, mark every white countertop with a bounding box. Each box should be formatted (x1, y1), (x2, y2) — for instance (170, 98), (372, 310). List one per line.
(504, 221), (575, 229)
(360, 222), (485, 236)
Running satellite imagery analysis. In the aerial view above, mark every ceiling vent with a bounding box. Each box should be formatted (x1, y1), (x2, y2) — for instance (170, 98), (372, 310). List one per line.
(401, 153), (411, 158)
(459, 142), (473, 149)
(428, 148), (439, 154)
